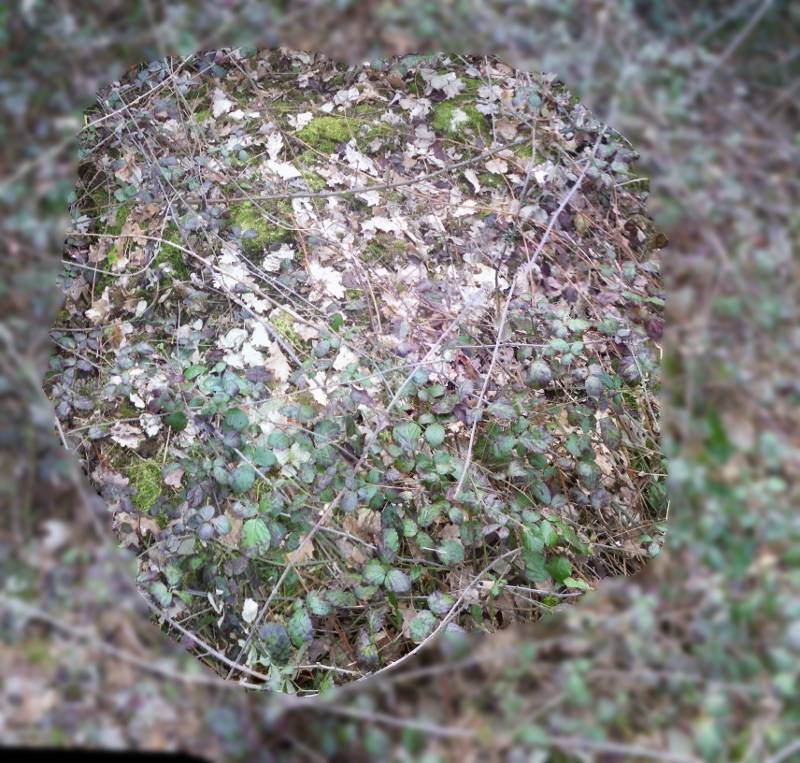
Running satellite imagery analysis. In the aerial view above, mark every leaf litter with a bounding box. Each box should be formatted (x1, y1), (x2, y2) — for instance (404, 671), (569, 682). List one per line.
(47, 49), (666, 693)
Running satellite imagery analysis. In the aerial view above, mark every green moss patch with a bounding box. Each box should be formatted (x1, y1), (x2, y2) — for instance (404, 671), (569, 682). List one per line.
(230, 201), (295, 252)
(432, 100), (487, 137)
(154, 223), (191, 280)
(296, 116), (360, 152)
(128, 459), (163, 512)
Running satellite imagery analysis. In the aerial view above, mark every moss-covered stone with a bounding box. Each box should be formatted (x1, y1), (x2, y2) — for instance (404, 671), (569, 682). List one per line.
(128, 459), (163, 511)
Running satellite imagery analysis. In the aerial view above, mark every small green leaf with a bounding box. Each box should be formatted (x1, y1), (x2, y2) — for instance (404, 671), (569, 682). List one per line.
(164, 411), (188, 431)
(259, 622), (291, 665)
(363, 559), (387, 586)
(250, 447), (277, 469)
(563, 576), (590, 591)
(224, 407), (249, 431)
(385, 568), (411, 593)
(540, 519), (558, 547)
(211, 515), (232, 535)
(424, 423), (446, 447)
(230, 463), (256, 494)
(307, 590), (332, 617)
(546, 555), (573, 582)
(523, 550), (549, 582)
(267, 430), (291, 449)
(381, 527), (400, 562)
(436, 539), (465, 566)
(150, 581), (172, 608)
(184, 364), (207, 380)
(393, 421), (422, 449)
(164, 563), (182, 587)
(585, 375), (604, 399)
(241, 517), (271, 555)
(427, 590), (454, 616)
(409, 609), (438, 643)
(567, 318), (591, 332)
(287, 607), (313, 647)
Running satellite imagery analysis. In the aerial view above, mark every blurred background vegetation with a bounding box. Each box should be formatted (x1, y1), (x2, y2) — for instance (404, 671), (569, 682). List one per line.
(1, 1), (798, 761)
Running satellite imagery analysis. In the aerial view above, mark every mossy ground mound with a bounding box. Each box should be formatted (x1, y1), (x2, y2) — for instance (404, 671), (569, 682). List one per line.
(48, 49), (666, 693)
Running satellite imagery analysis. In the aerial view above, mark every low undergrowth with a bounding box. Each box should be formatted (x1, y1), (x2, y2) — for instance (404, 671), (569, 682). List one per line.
(47, 49), (665, 693)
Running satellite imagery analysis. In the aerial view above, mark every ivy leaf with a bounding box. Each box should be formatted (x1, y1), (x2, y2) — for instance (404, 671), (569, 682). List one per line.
(241, 517), (271, 555)
(409, 609), (438, 643)
(437, 539), (465, 566)
(424, 423), (446, 447)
